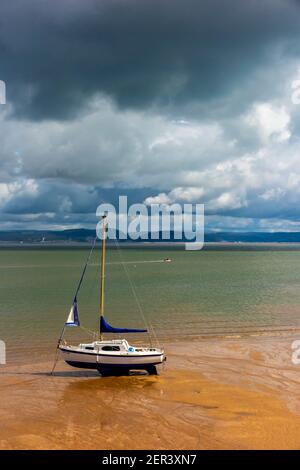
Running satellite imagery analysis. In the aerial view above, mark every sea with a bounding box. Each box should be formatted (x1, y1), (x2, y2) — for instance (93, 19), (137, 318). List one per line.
(1, 245), (300, 364)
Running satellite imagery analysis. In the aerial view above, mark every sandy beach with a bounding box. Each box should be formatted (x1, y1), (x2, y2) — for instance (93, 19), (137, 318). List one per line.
(1, 333), (300, 450)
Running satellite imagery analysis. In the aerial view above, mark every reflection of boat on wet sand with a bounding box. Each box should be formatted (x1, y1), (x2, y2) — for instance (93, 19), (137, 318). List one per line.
(53, 216), (166, 376)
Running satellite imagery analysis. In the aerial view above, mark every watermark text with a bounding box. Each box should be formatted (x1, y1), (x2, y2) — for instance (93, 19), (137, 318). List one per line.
(0, 340), (6, 365)
(291, 339), (300, 364)
(96, 196), (204, 250)
(0, 80), (6, 105)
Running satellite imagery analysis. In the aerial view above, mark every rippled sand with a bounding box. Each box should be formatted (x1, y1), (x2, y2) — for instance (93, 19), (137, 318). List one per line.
(1, 334), (300, 449)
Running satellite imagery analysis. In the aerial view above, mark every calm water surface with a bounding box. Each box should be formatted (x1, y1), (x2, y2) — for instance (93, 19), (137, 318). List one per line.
(1, 247), (300, 364)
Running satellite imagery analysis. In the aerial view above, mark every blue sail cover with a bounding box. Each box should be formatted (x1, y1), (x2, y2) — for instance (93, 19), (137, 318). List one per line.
(100, 315), (147, 333)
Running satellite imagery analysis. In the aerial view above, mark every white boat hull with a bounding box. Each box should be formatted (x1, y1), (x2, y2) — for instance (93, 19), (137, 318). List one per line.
(59, 343), (165, 372)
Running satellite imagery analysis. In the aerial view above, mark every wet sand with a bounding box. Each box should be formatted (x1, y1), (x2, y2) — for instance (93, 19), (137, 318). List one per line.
(1, 334), (300, 450)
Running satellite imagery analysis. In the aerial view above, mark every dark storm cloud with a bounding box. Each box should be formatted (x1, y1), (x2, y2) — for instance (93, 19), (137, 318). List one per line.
(1, 0), (300, 120)
(2, 0), (300, 231)
(1, 179), (155, 216)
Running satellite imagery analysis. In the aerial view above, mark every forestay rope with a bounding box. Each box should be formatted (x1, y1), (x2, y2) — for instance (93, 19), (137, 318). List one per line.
(114, 238), (161, 350)
(50, 238), (97, 375)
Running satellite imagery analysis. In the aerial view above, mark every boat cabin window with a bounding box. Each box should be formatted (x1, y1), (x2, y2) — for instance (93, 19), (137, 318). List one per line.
(101, 346), (120, 351)
(85, 346), (94, 350)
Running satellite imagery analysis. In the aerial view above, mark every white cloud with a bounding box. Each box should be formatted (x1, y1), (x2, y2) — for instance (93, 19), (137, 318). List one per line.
(245, 102), (291, 143)
(145, 187), (205, 205)
(1, 66), (300, 231)
(0, 97), (236, 190)
(0, 178), (38, 206)
(260, 187), (286, 201)
(144, 193), (172, 205)
(207, 192), (245, 211)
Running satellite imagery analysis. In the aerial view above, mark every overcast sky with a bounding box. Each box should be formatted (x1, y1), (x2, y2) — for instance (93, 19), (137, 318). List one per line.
(1, 0), (300, 231)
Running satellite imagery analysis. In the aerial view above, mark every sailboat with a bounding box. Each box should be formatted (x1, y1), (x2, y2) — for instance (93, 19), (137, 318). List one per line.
(55, 215), (166, 375)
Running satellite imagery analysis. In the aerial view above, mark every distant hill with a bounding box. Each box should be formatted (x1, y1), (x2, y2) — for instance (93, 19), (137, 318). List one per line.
(1, 229), (300, 244)
(0, 229), (96, 243)
(205, 232), (300, 243)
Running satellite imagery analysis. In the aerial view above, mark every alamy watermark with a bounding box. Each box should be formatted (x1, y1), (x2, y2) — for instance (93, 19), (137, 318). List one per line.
(96, 196), (204, 250)
(291, 68), (300, 104)
(291, 340), (300, 365)
(0, 340), (6, 365)
(0, 80), (6, 105)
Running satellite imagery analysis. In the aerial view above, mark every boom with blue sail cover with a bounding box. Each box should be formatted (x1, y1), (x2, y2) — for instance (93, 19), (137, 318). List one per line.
(100, 315), (147, 334)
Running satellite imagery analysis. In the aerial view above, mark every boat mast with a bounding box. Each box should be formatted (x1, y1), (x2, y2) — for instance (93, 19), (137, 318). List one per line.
(99, 215), (107, 339)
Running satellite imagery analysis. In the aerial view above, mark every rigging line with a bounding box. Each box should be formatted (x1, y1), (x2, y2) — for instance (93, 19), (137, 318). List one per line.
(85, 250), (100, 313)
(113, 238), (150, 340)
(50, 337), (63, 376)
(73, 237), (97, 301)
(88, 259), (165, 266)
(79, 249), (101, 340)
(51, 238), (97, 376)
(113, 238), (161, 349)
(79, 325), (98, 337)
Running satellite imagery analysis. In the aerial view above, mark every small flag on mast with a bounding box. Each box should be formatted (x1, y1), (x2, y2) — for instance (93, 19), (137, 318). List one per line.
(65, 298), (80, 327)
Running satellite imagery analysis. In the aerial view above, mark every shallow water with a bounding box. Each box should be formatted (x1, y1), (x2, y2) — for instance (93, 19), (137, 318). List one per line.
(1, 247), (300, 449)
(1, 247), (300, 364)
(1, 335), (300, 450)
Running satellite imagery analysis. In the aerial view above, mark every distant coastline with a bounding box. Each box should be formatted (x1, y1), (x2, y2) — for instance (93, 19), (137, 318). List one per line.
(2, 228), (300, 243)
(2, 241), (300, 251)
(2, 228), (300, 250)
